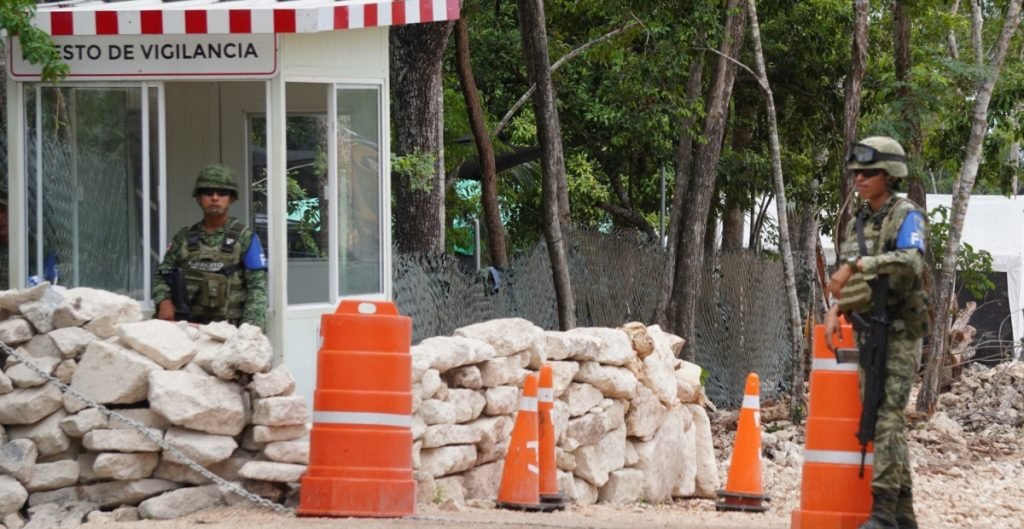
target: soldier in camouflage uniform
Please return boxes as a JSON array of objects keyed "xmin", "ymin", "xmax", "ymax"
[
  {"xmin": 153, "ymin": 165, "xmax": 268, "ymax": 332},
  {"xmin": 825, "ymin": 137, "xmax": 929, "ymax": 529}
]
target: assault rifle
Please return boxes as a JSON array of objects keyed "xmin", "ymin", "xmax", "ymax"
[
  {"xmin": 160, "ymin": 268, "xmax": 192, "ymax": 322},
  {"xmin": 850, "ymin": 213, "xmax": 891, "ymax": 478}
]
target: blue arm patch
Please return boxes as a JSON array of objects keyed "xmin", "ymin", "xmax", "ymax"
[
  {"xmin": 244, "ymin": 234, "xmax": 269, "ymax": 270},
  {"xmin": 896, "ymin": 211, "xmax": 926, "ymax": 252}
]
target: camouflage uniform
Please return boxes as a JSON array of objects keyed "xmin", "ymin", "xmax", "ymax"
[
  {"xmin": 153, "ymin": 165, "xmax": 267, "ymax": 332},
  {"xmin": 838, "ymin": 194, "xmax": 928, "ymax": 493}
]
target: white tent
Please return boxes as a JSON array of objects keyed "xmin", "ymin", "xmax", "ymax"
[{"xmin": 750, "ymin": 194, "xmax": 1024, "ymax": 352}]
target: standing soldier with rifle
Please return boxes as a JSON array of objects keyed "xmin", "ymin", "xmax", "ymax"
[
  {"xmin": 153, "ymin": 164, "xmax": 268, "ymax": 332},
  {"xmin": 825, "ymin": 136, "xmax": 930, "ymax": 529}
]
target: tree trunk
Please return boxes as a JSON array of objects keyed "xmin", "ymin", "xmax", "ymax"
[
  {"xmin": 517, "ymin": 0, "xmax": 576, "ymax": 330},
  {"xmin": 948, "ymin": 0, "xmax": 961, "ymax": 59},
  {"xmin": 746, "ymin": 0, "xmax": 807, "ymax": 424},
  {"xmin": 722, "ymin": 94, "xmax": 757, "ymax": 253},
  {"xmin": 918, "ymin": 0, "xmax": 1022, "ymax": 413},
  {"xmin": 391, "ymin": 22, "xmax": 455, "ymax": 254},
  {"xmin": 837, "ymin": 0, "xmax": 870, "ymax": 248},
  {"xmin": 971, "ymin": 0, "xmax": 984, "ymax": 65},
  {"xmin": 670, "ymin": 0, "xmax": 746, "ymax": 360},
  {"xmin": 656, "ymin": 54, "xmax": 705, "ymax": 328},
  {"xmin": 894, "ymin": 0, "xmax": 927, "ymax": 210},
  {"xmin": 454, "ymin": 17, "xmax": 508, "ymax": 268},
  {"xmin": 721, "ymin": 206, "xmax": 745, "ymax": 251}
]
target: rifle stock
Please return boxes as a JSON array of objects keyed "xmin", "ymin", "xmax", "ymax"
[
  {"xmin": 161, "ymin": 268, "xmax": 192, "ymax": 322},
  {"xmin": 855, "ymin": 274, "xmax": 890, "ymax": 477}
]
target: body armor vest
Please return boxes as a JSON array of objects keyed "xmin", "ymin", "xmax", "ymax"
[{"xmin": 179, "ymin": 219, "xmax": 248, "ymax": 323}]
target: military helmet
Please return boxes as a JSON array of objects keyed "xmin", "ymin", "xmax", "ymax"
[
  {"xmin": 845, "ymin": 136, "xmax": 908, "ymax": 178},
  {"xmin": 192, "ymin": 164, "xmax": 239, "ymax": 198}
]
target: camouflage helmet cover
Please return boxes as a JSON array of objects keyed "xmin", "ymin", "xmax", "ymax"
[
  {"xmin": 192, "ymin": 164, "xmax": 239, "ymax": 198},
  {"xmin": 846, "ymin": 136, "xmax": 908, "ymax": 178}
]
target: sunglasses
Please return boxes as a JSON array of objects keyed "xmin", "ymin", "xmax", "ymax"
[
  {"xmin": 200, "ymin": 189, "xmax": 233, "ymax": 198},
  {"xmin": 846, "ymin": 143, "xmax": 906, "ymax": 164},
  {"xmin": 853, "ymin": 169, "xmax": 884, "ymax": 178}
]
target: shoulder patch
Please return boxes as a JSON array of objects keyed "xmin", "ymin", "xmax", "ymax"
[
  {"xmin": 896, "ymin": 210, "xmax": 926, "ymax": 252},
  {"xmin": 243, "ymin": 234, "xmax": 269, "ymax": 270}
]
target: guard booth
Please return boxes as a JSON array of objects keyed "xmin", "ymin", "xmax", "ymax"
[{"xmin": 5, "ymin": 0, "xmax": 457, "ymax": 405}]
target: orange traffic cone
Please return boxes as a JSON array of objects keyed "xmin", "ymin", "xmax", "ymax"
[
  {"xmin": 537, "ymin": 364, "xmax": 564, "ymax": 510},
  {"xmin": 496, "ymin": 373, "xmax": 541, "ymax": 510},
  {"xmin": 716, "ymin": 372, "xmax": 770, "ymax": 512}
]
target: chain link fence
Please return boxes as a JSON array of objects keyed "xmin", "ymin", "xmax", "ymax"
[{"xmin": 394, "ymin": 232, "xmax": 794, "ymax": 407}]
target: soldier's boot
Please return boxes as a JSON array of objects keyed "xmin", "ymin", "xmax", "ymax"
[
  {"xmin": 857, "ymin": 488, "xmax": 899, "ymax": 529},
  {"xmin": 895, "ymin": 488, "xmax": 918, "ymax": 529}
]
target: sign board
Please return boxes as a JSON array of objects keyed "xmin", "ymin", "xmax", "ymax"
[{"xmin": 8, "ymin": 34, "xmax": 277, "ymax": 80}]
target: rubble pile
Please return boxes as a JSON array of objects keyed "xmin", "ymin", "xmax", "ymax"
[
  {"xmin": 935, "ymin": 361, "xmax": 1024, "ymax": 430},
  {"xmin": 0, "ymin": 283, "xmax": 308, "ymax": 526},
  {"xmin": 410, "ymin": 319, "xmax": 718, "ymax": 507}
]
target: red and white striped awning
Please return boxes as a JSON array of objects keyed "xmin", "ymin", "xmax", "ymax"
[{"xmin": 33, "ymin": 0, "xmax": 460, "ymax": 36}]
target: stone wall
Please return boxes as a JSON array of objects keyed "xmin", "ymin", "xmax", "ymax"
[
  {"xmin": 0, "ymin": 284, "xmax": 307, "ymax": 526},
  {"xmin": 410, "ymin": 318, "xmax": 719, "ymax": 506}
]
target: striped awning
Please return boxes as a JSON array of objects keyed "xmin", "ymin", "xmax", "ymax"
[{"xmin": 32, "ymin": 0, "xmax": 460, "ymax": 36}]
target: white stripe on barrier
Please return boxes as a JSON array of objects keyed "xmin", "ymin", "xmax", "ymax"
[
  {"xmin": 526, "ymin": 441, "xmax": 538, "ymax": 450},
  {"xmin": 519, "ymin": 397, "xmax": 538, "ymax": 412},
  {"xmin": 804, "ymin": 449, "xmax": 874, "ymax": 466},
  {"xmin": 742, "ymin": 395, "xmax": 760, "ymax": 409},
  {"xmin": 537, "ymin": 388, "xmax": 554, "ymax": 403},
  {"xmin": 527, "ymin": 464, "xmax": 539, "ymax": 474},
  {"xmin": 312, "ymin": 411, "xmax": 413, "ymax": 428},
  {"xmin": 812, "ymin": 358, "xmax": 859, "ymax": 372}
]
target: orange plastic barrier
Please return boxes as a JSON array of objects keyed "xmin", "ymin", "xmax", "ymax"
[
  {"xmin": 297, "ymin": 300, "xmax": 415, "ymax": 518},
  {"xmin": 537, "ymin": 364, "xmax": 564, "ymax": 508},
  {"xmin": 717, "ymin": 372, "xmax": 770, "ymax": 512},
  {"xmin": 496, "ymin": 373, "xmax": 541, "ymax": 510},
  {"xmin": 791, "ymin": 322, "xmax": 873, "ymax": 529}
]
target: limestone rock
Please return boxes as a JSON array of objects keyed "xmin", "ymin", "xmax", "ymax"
[
  {"xmin": 70, "ymin": 341, "xmax": 162, "ymax": 407},
  {"xmin": 413, "ymin": 336, "xmax": 496, "ymax": 373},
  {"xmin": 461, "ymin": 461, "xmax": 502, "ymax": 500},
  {"xmin": 247, "ymin": 365, "xmax": 296, "ymax": 398},
  {"xmin": 626, "ymin": 385, "xmax": 668, "ymax": 441},
  {"xmin": 81, "ymin": 479, "xmax": 179, "ymax": 509},
  {"xmin": 116, "ymin": 320, "xmax": 197, "ymax": 370},
  {"xmin": 83, "ymin": 429, "xmax": 162, "ymax": 453},
  {"xmin": 0, "ymin": 385, "xmax": 63, "ymax": 424},
  {"xmin": 162, "ymin": 428, "xmax": 237, "ymax": 467},
  {"xmin": 22, "ymin": 461, "xmax": 79, "ymax": 492},
  {"xmin": 0, "ymin": 475, "xmax": 28, "ymax": 516},
  {"xmin": 264, "ymin": 441, "xmax": 308, "ymax": 465},
  {"xmin": 18, "ymin": 335, "xmax": 61, "ymax": 361},
  {"xmin": 434, "ymin": 475, "xmax": 466, "ymax": 506},
  {"xmin": 55, "ymin": 287, "xmax": 143, "ymax": 336},
  {"xmin": 418, "ymin": 399, "xmax": 458, "ymax": 425},
  {"xmin": 109, "ymin": 408, "xmax": 172, "ymax": 431},
  {"xmin": 4, "ymin": 512, "xmax": 26, "ymax": 529},
  {"xmin": 572, "ymin": 426, "xmax": 626, "ymax": 487},
  {"xmin": 0, "ymin": 284, "xmax": 48, "ymax": 312},
  {"xmin": 23, "ymin": 501, "xmax": 95, "ymax": 529},
  {"xmin": 209, "ymin": 324, "xmax": 272, "ymax": 380},
  {"xmin": 251, "ymin": 396, "xmax": 307, "ymax": 426},
  {"xmin": 444, "ymin": 389, "xmax": 486, "ymax": 424},
  {"xmin": 572, "ymin": 477, "xmax": 599, "ymax": 506},
  {"xmin": 189, "ymin": 337, "xmax": 223, "ymax": 374},
  {"xmin": 687, "ymin": 404, "xmax": 719, "ymax": 498},
  {"xmin": 621, "ymin": 322, "xmax": 655, "ymax": 358},
  {"xmin": 53, "ymin": 360, "xmax": 76, "ymax": 385},
  {"xmin": 137, "ymin": 485, "xmax": 224, "ymax": 520},
  {"xmin": 675, "ymin": 361, "xmax": 703, "ymax": 404},
  {"xmin": 148, "ymin": 371, "xmax": 245, "ymax": 436},
  {"xmin": 641, "ymin": 328, "xmax": 682, "ymax": 407},
  {"xmin": 0, "ymin": 319, "xmax": 34, "ymax": 346},
  {"xmin": 477, "ymin": 356, "xmax": 528, "ymax": 387},
  {"xmin": 249, "ymin": 424, "xmax": 307, "ymax": 444},
  {"xmin": 7, "ymin": 410, "xmax": 70, "ymax": 457},
  {"xmin": 470, "ymin": 415, "xmax": 512, "ymax": 465},
  {"xmin": 77, "ymin": 454, "xmax": 102, "ymax": 484},
  {"xmin": 0, "ymin": 371, "xmax": 13, "ymax": 395},
  {"xmin": 199, "ymin": 322, "xmax": 237, "ymax": 342},
  {"xmin": 237, "ymin": 461, "xmax": 306, "ymax": 483},
  {"xmin": 548, "ymin": 361, "xmax": 580, "ymax": 397},
  {"xmin": 562, "ymin": 382, "xmax": 604, "ymax": 417},
  {"xmin": 443, "ymin": 365, "xmax": 483, "ymax": 390},
  {"xmin": 483, "ymin": 386, "xmax": 518, "ymax": 416},
  {"xmin": 598, "ymin": 468, "xmax": 646, "ymax": 505},
  {"xmin": 0, "ymin": 439, "xmax": 38, "ymax": 482},
  {"xmin": 47, "ymin": 327, "xmax": 97, "ymax": 359},
  {"xmin": 453, "ymin": 318, "xmax": 542, "ymax": 357},
  {"xmin": 19, "ymin": 301, "xmax": 55, "ymax": 334},
  {"xmin": 567, "ymin": 328, "xmax": 634, "ymax": 366},
  {"xmin": 564, "ymin": 412, "xmax": 608, "ymax": 452},
  {"xmin": 421, "ymin": 424, "xmax": 483, "ymax": 448},
  {"xmin": 672, "ymin": 410, "xmax": 699, "ymax": 498},
  {"xmin": 6, "ymin": 356, "xmax": 60, "ymax": 389},
  {"xmin": 419, "ymin": 445, "xmax": 476, "ymax": 478},
  {"xmin": 575, "ymin": 362, "xmax": 638, "ymax": 399},
  {"xmin": 632, "ymin": 406, "xmax": 690, "ymax": 502},
  {"xmin": 648, "ymin": 324, "xmax": 685, "ymax": 356},
  {"xmin": 541, "ymin": 331, "xmax": 601, "ymax": 362}
]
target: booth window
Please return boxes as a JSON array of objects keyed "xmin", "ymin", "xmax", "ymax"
[{"xmin": 24, "ymin": 85, "xmax": 159, "ymax": 300}]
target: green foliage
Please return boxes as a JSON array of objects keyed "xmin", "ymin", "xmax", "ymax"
[
  {"xmin": 928, "ymin": 206, "xmax": 995, "ymax": 299},
  {"xmin": 391, "ymin": 151, "xmax": 438, "ymax": 193},
  {"xmin": 0, "ymin": 1, "xmax": 68, "ymax": 82}
]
